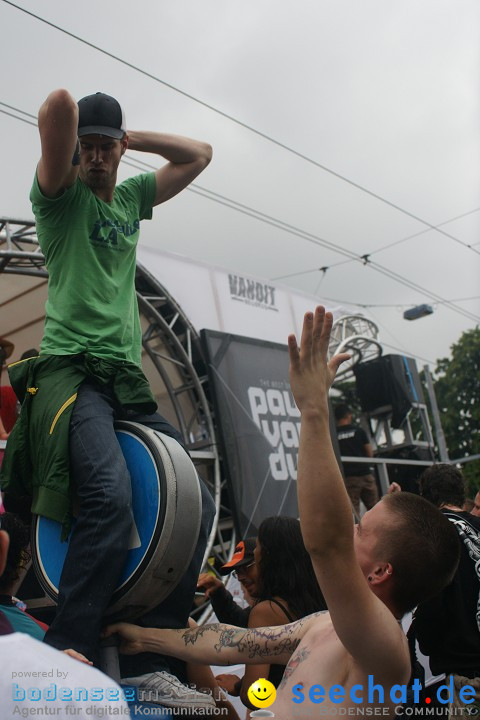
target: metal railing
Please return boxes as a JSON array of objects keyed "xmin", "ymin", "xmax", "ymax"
[{"xmin": 339, "ymin": 454, "xmax": 479, "ymax": 496}]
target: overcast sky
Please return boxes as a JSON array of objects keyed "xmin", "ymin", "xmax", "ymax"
[{"xmin": 1, "ymin": 0, "xmax": 479, "ymax": 369}]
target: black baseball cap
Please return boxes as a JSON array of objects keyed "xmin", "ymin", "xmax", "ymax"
[
  {"xmin": 77, "ymin": 92, "xmax": 126, "ymax": 139},
  {"xmin": 219, "ymin": 537, "xmax": 256, "ymax": 575}
]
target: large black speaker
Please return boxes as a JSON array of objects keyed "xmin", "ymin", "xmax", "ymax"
[{"xmin": 353, "ymin": 354, "xmax": 425, "ymax": 428}]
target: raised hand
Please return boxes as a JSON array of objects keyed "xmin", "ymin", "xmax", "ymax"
[{"xmin": 288, "ymin": 306, "xmax": 350, "ymax": 412}]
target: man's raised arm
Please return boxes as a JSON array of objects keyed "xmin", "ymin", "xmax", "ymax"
[
  {"xmin": 104, "ymin": 615, "xmax": 316, "ymax": 666},
  {"xmin": 288, "ymin": 308, "xmax": 409, "ymax": 681},
  {"xmin": 288, "ymin": 308, "xmax": 352, "ymax": 559},
  {"xmin": 126, "ymin": 131, "xmax": 212, "ymax": 206},
  {"xmin": 37, "ymin": 89, "xmax": 80, "ymax": 198}
]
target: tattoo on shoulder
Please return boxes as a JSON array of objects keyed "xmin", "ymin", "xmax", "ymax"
[{"xmin": 279, "ymin": 647, "xmax": 311, "ymax": 689}]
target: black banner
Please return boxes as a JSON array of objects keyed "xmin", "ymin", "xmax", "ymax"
[{"xmin": 202, "ymin": 330, "xmax": 300, "ymax": 536}]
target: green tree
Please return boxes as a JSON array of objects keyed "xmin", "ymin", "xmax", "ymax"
[{"xmin": 434, "ymin": 326, "xmax": 480, "ymax": 493}]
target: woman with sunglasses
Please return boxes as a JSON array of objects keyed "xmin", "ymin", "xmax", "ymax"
[
  {"xmin": 198, "ymin": 537, "xmax": 258, "ymax": 629},
  {"xmin": 212, "ymin": 516, "xmax": 326, "ymax": 714}
]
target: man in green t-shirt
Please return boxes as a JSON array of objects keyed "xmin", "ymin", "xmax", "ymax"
[{"xmin": 20, "ymin": 89, "xmax": 215, "ymax": 699}]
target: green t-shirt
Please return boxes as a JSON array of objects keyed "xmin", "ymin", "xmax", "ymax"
[{"xmin": 30, "ymin": 172, "xmax": 156, "ymax": 366}]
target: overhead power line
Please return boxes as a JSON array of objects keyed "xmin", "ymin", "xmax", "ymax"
[
  {"xmin": 2, "ymin": 99, "xmax": 479, "ymax": 326},
  {"xmin": 271, "ymin": 205, "xmax": 480, "ymax": 281},
  {"xmin": 365, "ymin": 258, "xmax": 480, "ymax": 323},
  {"xmin": 0, "ymin": 101, "xmax": 36, "ymax": 119},
  {"xmin": 2, "ymin": 0, "xmax": 479, "ymax": 259},
  {"xmin": 364, "ymin": 308, "xmax": 436, "ymax": 365},
  {"xmin": 124, "ymin": 155, "xmax": 480, "ymax": 324},
  {"xmin": 7, "ymin": 95, "xmax": 475, "ymax": 275},
  {"xmin": 317, "ymin": 294, "xmax": 480, "ymax": 310},
  {"xmin": 271, "ymin": 262, "xmax": 352, "ymax": 280},
  {"xmin": 0, "ymin": 106, "xmax": 37, "ymax": 127},
  {"xmin": 371, "ymin": 206, "xmax": 480, "ymax": 256}
]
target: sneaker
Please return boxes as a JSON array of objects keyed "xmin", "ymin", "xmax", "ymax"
[{"xmin": 122, "ymin": 670, "xmax": 217, "ymax": 710}]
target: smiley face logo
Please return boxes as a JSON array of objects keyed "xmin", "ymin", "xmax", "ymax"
[{"xmin": 247, "ymin": 678, "xmax": 277, "ymax": 708}]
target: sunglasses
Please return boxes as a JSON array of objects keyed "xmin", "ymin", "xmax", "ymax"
[{"xmin": 232, "ymin": 560, "xmax": 255, "ymax": 579}]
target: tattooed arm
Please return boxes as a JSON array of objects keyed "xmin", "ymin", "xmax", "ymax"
[{"xmin": 104, "ymin": 613, "xmax": 321, "ymax": 666}]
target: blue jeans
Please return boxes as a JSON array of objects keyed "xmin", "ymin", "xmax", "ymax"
[{"xmin": 43, "ymin": 378, "xmax": 216, "ymax": 670}]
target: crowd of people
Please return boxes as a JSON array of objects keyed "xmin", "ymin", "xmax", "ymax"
[{"xmin": 0, "ymin": 87, "xmax": 478, "ymax": 719}]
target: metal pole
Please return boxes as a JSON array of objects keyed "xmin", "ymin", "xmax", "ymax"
[
  {"xmin": 423, "ymin": 365, "xmax": 449, "ymax": 462},
  {"xmin": 99, "ymin": 635, "xmax": 121, "ymax": 683},
  {"xmin": 377, "ymin": 461, "xmax": 390, "ymax": 496}
]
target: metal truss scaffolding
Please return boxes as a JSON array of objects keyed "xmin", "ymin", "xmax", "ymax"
[{"xmin": 0, "ymin": 217, "xmax": 237, "ymax": 623}]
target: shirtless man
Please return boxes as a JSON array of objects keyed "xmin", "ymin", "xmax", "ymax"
[{"xmin": 105, "ymin": 307, "xmax": 460, "ymax": 717}]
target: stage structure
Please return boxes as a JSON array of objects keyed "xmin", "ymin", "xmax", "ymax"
[
  {"xmin": 329, "ymin": 314, "xmax": 382, "ymax": 380},
  {"xmin": 0, "ymin": 217, "xmax": 371, "ymax": 542},
  {"xmin": 354, "ymin": 353, "xmax": 435, "ymax": 451},
  {"xmin": 353, "ymin": 352, "xmax": 437, "ymax": 494},
  {"xmin": 2, "ymin": 215, "xmax": 442, "ymax": 619},
  {"xmin": 0, "ymin": 218, "xmax": 225, "ymax": 576}
]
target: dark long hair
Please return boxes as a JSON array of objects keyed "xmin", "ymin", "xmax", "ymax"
[{"xmin": 255, "ymin": 516, "xmax": 326, "ymax": 619}]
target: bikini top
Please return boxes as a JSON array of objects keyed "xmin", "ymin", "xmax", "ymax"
[{"xmin": 265, "ymin": 597, "xmax": 296, "ymax": 623}]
